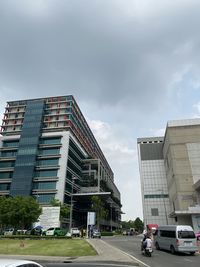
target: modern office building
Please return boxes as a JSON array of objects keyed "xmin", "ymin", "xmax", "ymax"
[
  {"xmin": 138, "ymin": 119, "xmax": 200, "ymax": 232},
  {"xmin": 137, "ymin": 137, "xmax": 174, "ymax": 226},
  {"xmin": 0, "ymin": 95, "xmax": 121, "ymax": 229}
]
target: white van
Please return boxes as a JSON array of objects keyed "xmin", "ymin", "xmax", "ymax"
[{"xmin": 154, "ymin": 225, "xmax": 198, "ymax": 255}]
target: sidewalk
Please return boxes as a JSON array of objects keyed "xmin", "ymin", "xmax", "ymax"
[
  {"xmin": 0, "ymin": 239, "xmax": 139, "ymax": 265},
  {"xmin": 74, "ymin": 238, "xmax": 139, "ymax": 265}
]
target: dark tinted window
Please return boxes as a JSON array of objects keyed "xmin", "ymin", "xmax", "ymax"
[
  {"xmin": 178, "ymin": 231, "xmax": 195, "ymax": 239},
  {"xmin": 160, "ymin": 230, "xmax": 176, "ymax": 238}
]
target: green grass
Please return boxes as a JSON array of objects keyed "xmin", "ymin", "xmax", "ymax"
[{"xmin": 0, "ymin": 239, "xmax": 97, "ymax": 257}]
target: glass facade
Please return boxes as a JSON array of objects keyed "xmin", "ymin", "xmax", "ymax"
[
  {"xmin": 0, "ymin": 151, "xmax": 17, "ymax": 157},
  {"xmin": 40, "ymin": 137, "xmax": 61, "ymax": 145},
  {"xmin": 0, "ymin": 161, "xmax": 15, "ymax": 168},
  {"xmin": 144, "ymin": 194, "xmax": 169, "ymax": 199},
  {"xmin": 34, "ymin": 170, "xmax": 58, "ymax": 177},
  {"xmin": 38, "ymin": 148, "xmax": 60, "ymax": 155},
  {"xmin": 3, "ymin": 140, "xmax": 19, "ymax": 147},
  {"xmin": 10, "ymin": 100, "xmax": 44, "ymax": 196},
  {"xmin": 36, "ymin": 194, "xmax": 55, "ymax": 203},
  {"xmin": 0, "ymin": 171, "xmax": 13, "ymax": 179},
  {"xmin": 36, "ymin": 159, "xmax": 59, "ymax": 166},
  {"xmin": 0, "ymin": 183, "xmax": 10, "ymax": 190},
  {"xmin": 33, "ymin": 182, "xmax": 56, "ymax": 190}
]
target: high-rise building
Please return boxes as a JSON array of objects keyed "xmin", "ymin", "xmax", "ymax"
[
  {"xmin": 138, "ymin": 119, "xmax": 200, "ymax": 232},
  {"xmin": 0, "ymin": 95, "xmax": 121, "ymax": 229}
]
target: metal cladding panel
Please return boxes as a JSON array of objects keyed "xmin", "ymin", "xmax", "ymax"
[
  {"xmin": 10, "ymin": 100, "xmax": 44, "ymax": 196},
  {"xmin": 140, "ymin": 143, "xmax": 163, "ymax": 160}
]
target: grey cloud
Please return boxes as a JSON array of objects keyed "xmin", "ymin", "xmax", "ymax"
[{"xmin": 0, "ymin": 0, "xmax": 200, "ymax": 110}]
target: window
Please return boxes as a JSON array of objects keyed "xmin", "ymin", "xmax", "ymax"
[
  {"xmin": 0, "ymin": 161, "xmax": 15, "ymax": 168},
  {"xmin": 151, "ymin": 208, "xmax": 159, "ymax": 216},
  {"xmin": 0, "ymin": 151, "xmax": 17, "ymax": 157},
  {"xmin": 36, "ymin": 194, "xmax": 55, "ymax": 203},
  {"xmin": 34, "ymin": 170, "xmax": 58, "ymax": 178},
  {"xmin": 3, "ymin": 140, "xmax": 19, "ymax": 147},
  {"xmin": 0, "ymin": 183, "xmax": 10, "ymax": 190},
  {"xmin": 178, "ymin": 231, "xmax": 195, "ymax": 239},
  {"xmin": 36, "ymin": 159, "xmax": 59, "ymax": 166},
  {"xmin": 144, "ymin": 194, "xmax": 169, "ymax": 199},
  {"xmin": 0, "ymin": 172, "xmax": 13, "ymax": 179},
  {"xmin": 160, "ymin": 230, "xmax": 176, "ymax": 238},
  {"xmin": 33, "ymin": 182, "xmax": 56, "ymax": 190},
  {"xmin": 38, "ymin": 148, "xmax": 60, "ymax": 155},
  {"xmin": 40, "ymin": 137, "xmax": 61, "ymax": 145},
  {"xmin": 17, "ymin": 147, "xmax": 37, "ymax": 155}
]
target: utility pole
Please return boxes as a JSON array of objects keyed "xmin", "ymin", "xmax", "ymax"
[{"xmin": 69, "ymin": 176, "xmax": 77, "ymax": 232}]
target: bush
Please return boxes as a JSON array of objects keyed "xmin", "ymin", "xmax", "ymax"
[
  {"xmin": 0, "ymin": 235, "xmax": 72, "ymax": 240},
  {"xmin": 101, "ymin": 231, "xmax": 113, "ymax": 236}
]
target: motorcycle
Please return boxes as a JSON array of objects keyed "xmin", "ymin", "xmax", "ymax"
[
  {"xmin": 141, "ymin": 239, "xmax": 153, "ymax": 257},
  {"xmin": 142, "ymin": 246, "xmax": 153, "ymax": 257}
]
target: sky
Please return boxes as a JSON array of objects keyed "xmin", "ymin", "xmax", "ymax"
[{"xmin": 0, "ymin": 0, "xmax": 200, "ymax": 221}]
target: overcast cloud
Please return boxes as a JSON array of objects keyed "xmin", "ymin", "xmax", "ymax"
[{"xmin": 1, "ymin": 0, "xmax": 200, "ymax": 220}]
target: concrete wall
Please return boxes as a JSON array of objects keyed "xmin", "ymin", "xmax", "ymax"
[{"xmin": 163, "ymin": 125, "xmax": 200, "ymax": 212}]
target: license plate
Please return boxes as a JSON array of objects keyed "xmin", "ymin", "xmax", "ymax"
[{"xmin": 184, "ymin": 242, "xmax": 192, "ymax": 246}]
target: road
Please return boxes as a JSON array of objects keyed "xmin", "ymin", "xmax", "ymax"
[
  {"xmin": 102, "ymin": 235, "xmax": 200, "ymax": 267},
  {"xmin": 45, "ymin": 264, "xmax": 136, "ymax": 267}
]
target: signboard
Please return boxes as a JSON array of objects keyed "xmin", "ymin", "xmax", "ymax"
[
  {"xmin": 87, "ymin": 212, "xmax": 96, "ymax": 225},
  {"xmin": 86, "ymin": 212, "xmax": 96, "ymax": 238}
]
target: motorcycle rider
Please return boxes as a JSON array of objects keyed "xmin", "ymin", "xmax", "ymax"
[{"xmin": 142, "ymin": 233, "xmax": 153, "ymax": 252}]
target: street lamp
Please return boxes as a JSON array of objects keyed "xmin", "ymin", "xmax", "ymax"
[{"xmin": 69, "ymin": 176, "xmax": 77, "ymax": 232}]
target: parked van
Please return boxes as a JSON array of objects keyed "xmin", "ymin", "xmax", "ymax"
[{"xmin": 154, "ymin": 225, "xmax": 198, "ymax": 255}]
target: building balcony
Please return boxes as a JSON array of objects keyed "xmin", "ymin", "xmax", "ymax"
[
  {"xmin": 39, "ymin": 144, "xmax": 62, "ymax": 148},
  {"xmin": 37, "ymin": 154, "xmax": 61, "ymax": 159},
  {"xmin": 35, "ymin": 166, "xmax": 60, "ymax": 170},
  {"xmin": 80, "ymin": 186, "xmax": 99, "ymax": 194},
  {"xmin": 33, "ymin": 177, "xmax": 59, "ymax": 182},
  {"xmin": 32, "ymin": 189, "xmax": 57, "ymax": 194},
  {"xmin": 0, "ymin": 190, "xmax": 10, "ymax": 195},
  {"xmin": 1, "ymin": 122, "xmax": 23, "ymax": 127},
  {"xmin": 0, "ymin": 129, "xmax": 22, "ymax": 135},
  {"xmin": 5, "ymin": 104, "xmax": 26, "ymax": 109},
  {"xmin": 0, "ymin": 179, "xmax": 12, "ymax": 183}
]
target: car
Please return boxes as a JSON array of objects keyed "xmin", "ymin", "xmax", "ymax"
[
  {"xmin": 43, "ymin": 227, "xmax": 66, "ymax": 236},
  {"xmin": 195, "ymin": 232, "xmax": 200, "ymax": 240},
  {"xmin": 70, "ymin": 227, "xmax": 80, "ymax": 237},
  {"xmin": 3, "ymin": 228, "xmax": 15, "ymax": 236},
  {"xmin": 0, "ymin": 259, "xmax": 43, "ymax": 267},
  {"xmin": 92, "ymin": 229, "xmax": 101, "ymax": 238},
  {"xmin": 25, "ymin": 227, "xmax": 43, "ymax": 236},
  {"xmin": 122, "ymin": 229, "xmax": 130, "ymax": 236}
]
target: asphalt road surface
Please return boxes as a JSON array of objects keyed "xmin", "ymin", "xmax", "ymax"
[
  {"xmin": 45, "ymin": 263, "xmax": 137, "ymax": 267},
  {"xmin": 102, "ymin": 235, "xmax": 200, "ymax": 267}
]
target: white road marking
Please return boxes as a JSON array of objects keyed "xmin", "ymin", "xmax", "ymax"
[{"xmin": 121, "ymin": 251, "xmax": 151, "ymax": 267}]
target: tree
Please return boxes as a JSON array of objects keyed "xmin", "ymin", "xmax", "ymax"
[
  {"xmin": 121, "ymin": 220, "xmax": 135, "ymax": 229},
  {"xmin": 0, "ymin": 196, "xmax": 42, "ymax": 229},
  {"xmin": 50, "ymin": 199, "xmax": 70, "ymax": 220},
  {"xmin": 133, "ymin": 217, "xmax": 144, "ymax": 232},
  {"xmin": 91, "ymin": 196, "xmax": 108, "ymax": 229}
]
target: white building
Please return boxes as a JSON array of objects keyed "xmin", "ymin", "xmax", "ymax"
[{"xmin": 137, "ymin": 137, "xmax": 174, "ymax": 226}]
